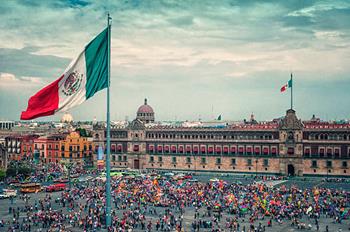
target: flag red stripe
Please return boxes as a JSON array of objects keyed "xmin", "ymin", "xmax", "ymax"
[
  {"xmin": 20, "ymin": 76, "xmax": 63, "ymax": 120},
  {"xmin": 280, "ymin": 84, "xmax": 287, "ymax": 92}
]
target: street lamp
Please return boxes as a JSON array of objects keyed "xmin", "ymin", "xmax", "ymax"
[{"xmin": 255, "ymin": 158, "xmax": 258, "ymax": 178}]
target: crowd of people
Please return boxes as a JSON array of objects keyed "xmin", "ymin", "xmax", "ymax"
[{"xmin": 1, "ymin": 166, "xmax": 350, "ymax": 231}]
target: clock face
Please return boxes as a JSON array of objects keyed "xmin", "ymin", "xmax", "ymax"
[{"xmin": 288, "ymin": 131, "xmax": 294, "ymax": 140}]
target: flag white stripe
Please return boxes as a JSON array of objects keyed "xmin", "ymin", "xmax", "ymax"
[{"xmin": 56, "ymin": 51, "xmax": 87, "ymax": 113}]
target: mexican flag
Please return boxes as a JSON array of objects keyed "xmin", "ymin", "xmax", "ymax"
[
  {"xmin": 21, "ymin": 28, "xmax": 109, "ymax": 120},
  {"xmin": 280, "ymin": 78, "xmax": 292, "ymax": 92}
]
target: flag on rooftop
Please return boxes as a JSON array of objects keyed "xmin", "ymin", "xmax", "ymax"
[{"xmin": 280, "ymin": 76, "xmax": 293, "ymax": 93}]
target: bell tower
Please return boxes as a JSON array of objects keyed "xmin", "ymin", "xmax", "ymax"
[{"xmin": 278, "ymin": 109, "xmax": 304, "ymax": 176}]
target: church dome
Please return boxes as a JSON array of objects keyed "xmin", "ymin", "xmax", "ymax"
[
  {"xmin": 137, "ymin": 98, "xmax": 154, "ymax": 114},
  {"xmin": 136, "ymin": 98, "xmax": 155, "ymax": 123},
  {"xmin": 61, "ymin": 112, "xmax": 73, "ymax": 123}
]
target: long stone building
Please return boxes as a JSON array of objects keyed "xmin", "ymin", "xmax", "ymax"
[{"xmin": 93, "ymin": 100, "xmax": 350, "ymax": 176}]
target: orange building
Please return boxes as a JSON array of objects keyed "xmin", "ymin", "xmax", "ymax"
[
  {"xmin": 34, "ymin": 135, "xmax": 66, "ymax": 163},
  {"xmin": 59, "ymin": 131, "xmax": 93, "ymax": 166},
  {"xmin": 46, "ymin": 134, "xmax": 66, "ymax": 163},
  {"xmin": 21, "ymin": 135, "xmax": 40, "ymax": 160}
]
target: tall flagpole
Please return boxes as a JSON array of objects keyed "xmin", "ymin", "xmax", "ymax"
[
  {"xmin": 290, "ymin": 73, "xmax": 293, "ymax": 110},
  {"xmin": 106, "ymin": 13, "xmax": 112, "ymax": 227}
]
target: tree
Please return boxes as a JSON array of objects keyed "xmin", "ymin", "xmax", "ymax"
[
  {"xmin": 76, "ymin": 128, "xmax": 89, "ymax": 137},
  {"xmin": 6, "ymin": 167, "xmax": 16, "ymax": 177},
  {"xmin": 0, "ymin": 169, "xmax": 6, "ymax": 180}
]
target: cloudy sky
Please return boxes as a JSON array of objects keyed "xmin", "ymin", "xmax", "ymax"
[{"xmin": 0, "ymin": 0, "xmax": 350, "ymax": 122}]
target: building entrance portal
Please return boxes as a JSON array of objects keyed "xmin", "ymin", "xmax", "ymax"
[
  {"xmin": 287, "ymin": 164, "xmax": 295, "ymax": 176},
  {"xmin": 134, "ymin": 159, "xmax": 140, "ymax": 169}
]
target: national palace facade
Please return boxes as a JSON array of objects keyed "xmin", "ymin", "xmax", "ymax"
[{"xmin": 93, "ymin": 99, "xmax": 350, "ymax": 176}]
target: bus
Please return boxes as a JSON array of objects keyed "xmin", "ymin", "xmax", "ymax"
[
  {"xmin": 45, "ymin": 183, "xmax": 66, "ymax": 192},
  {"xmin": 20, "ymin": 183, "xmax": 42, "ymax": 193}
]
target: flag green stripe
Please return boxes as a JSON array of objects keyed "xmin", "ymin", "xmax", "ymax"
[{"xmin": 85, "ymin": 28, "xmax": 108, "ymax": 99}]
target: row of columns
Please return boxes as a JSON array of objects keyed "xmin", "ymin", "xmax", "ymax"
[{"xmin": 0, "ymin": 122, "xmax": 14, "ymax": 130}]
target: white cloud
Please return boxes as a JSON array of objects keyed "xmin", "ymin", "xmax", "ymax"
[{"xmin": 0, "ymin": 72, "xmax": 44, "ymax": 88}]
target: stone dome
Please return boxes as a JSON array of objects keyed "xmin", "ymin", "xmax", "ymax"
[
  {"xmin": 136, "ymin": 98, "xmax": 155, "ymax": 123},
  {"xmin": 137, "ymin": 98, "xmax": 154, "ymax": 114},
  {"xmin": 61, "ymin": 112, "xmax": 73, "ymax": 123}
]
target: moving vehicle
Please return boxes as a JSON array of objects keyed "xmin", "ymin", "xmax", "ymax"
[
  {"xmin": 0, "ymin": 189, "xmax": 17, "ymax": 199},
  {"xmin": 45, "ymin": 183, "xmax": 66, "ymax": 192},
  {"xmin": 20, "ymin": 183, "xmax": 42, "ymax": 193},
  {"xmin": 54, "ymin": 178, "xmax": 69, "ymax": 183}
]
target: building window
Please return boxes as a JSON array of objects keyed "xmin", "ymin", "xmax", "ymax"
[
  {"xmin": 186, "ymin": 157, "xmax": 191, "ymax": 164},
  {"xmin": 334, "ymin": 148, "xmax": 340, "ymax": 158},
  {"xmin": 342, "ymin": 161, "xmax": 347, "ymax": 168},
  {"xmin": 326, "ymin": 161, "xmax": 332, "ymax": 168},
  {"xmin": 201, "ymin": 157, "xmax": 206, "ymax": 164},
  {"xmin": 231, "ymin": 158, "xmax": 236, "ymax": 165},
  {"xmin": 304, "ymin": 148, "xmax": 310, "ymax": 157},
  {"xmin": 133, "ymin": 145, "xmax": 139, "ymax": 152},
  {"xmin": 149, "ymin": 156, "xmax": 154, "ymax": 163},
  {"xmin": 172, "ymin": 157, "xmax": 177, "ymax": 164},
  {"xmin": 216, "ymin": 157, "xmax": 221, "ymax": 165},
  {"xmin": 287, "ymin": 147, "xmax": 294, "ymax": 155},
  {"xmin": 319, "ymin": 148, "xmax": 325, "ymax": 157},
  {"xmin": 118, "ymin": 156, "xmax": 122, "ymax": 161},
  {"xmin": 311, "ymin": 160, "xmax": 317, "ymax": 168},
  {"xmin": 247, "ymin": 159, "xmax": 252, "ymax": 166},
  {"xmin": 123, "ymin": 156, "xmax": 127, "ymax": 161},
  {"xmin": 263, "ymin": 159, "xmax": 269, "ymax": 167},
  {"xmin": 326, "ymin": 148, "xmax": 332, "ymax": 158},
  {"xmin": 246, "ymin": 147, "xmax": 252, "ymax": 155},
  {"xmin": 158, "ymin": 156, "xmax": 163, "ymax": 162}
]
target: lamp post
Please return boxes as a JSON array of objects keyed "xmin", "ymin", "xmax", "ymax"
[{"xmin": 255, "ymin": 158, "xmax": 258, "ymax": 178}]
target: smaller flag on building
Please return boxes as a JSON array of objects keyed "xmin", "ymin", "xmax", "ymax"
[{"xmin": 280, "ymin": 77, "xmax": 292, "ymax": 92}]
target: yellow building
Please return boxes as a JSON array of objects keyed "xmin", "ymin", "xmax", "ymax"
[{"xmin": 59, "ymin": 131, "xmax": 93, "ymax": 166}]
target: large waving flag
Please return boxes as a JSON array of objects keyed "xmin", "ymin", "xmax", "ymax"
[{"xmin": 21, "ymin": 28, "xmax": 108, "ymax": 120}]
